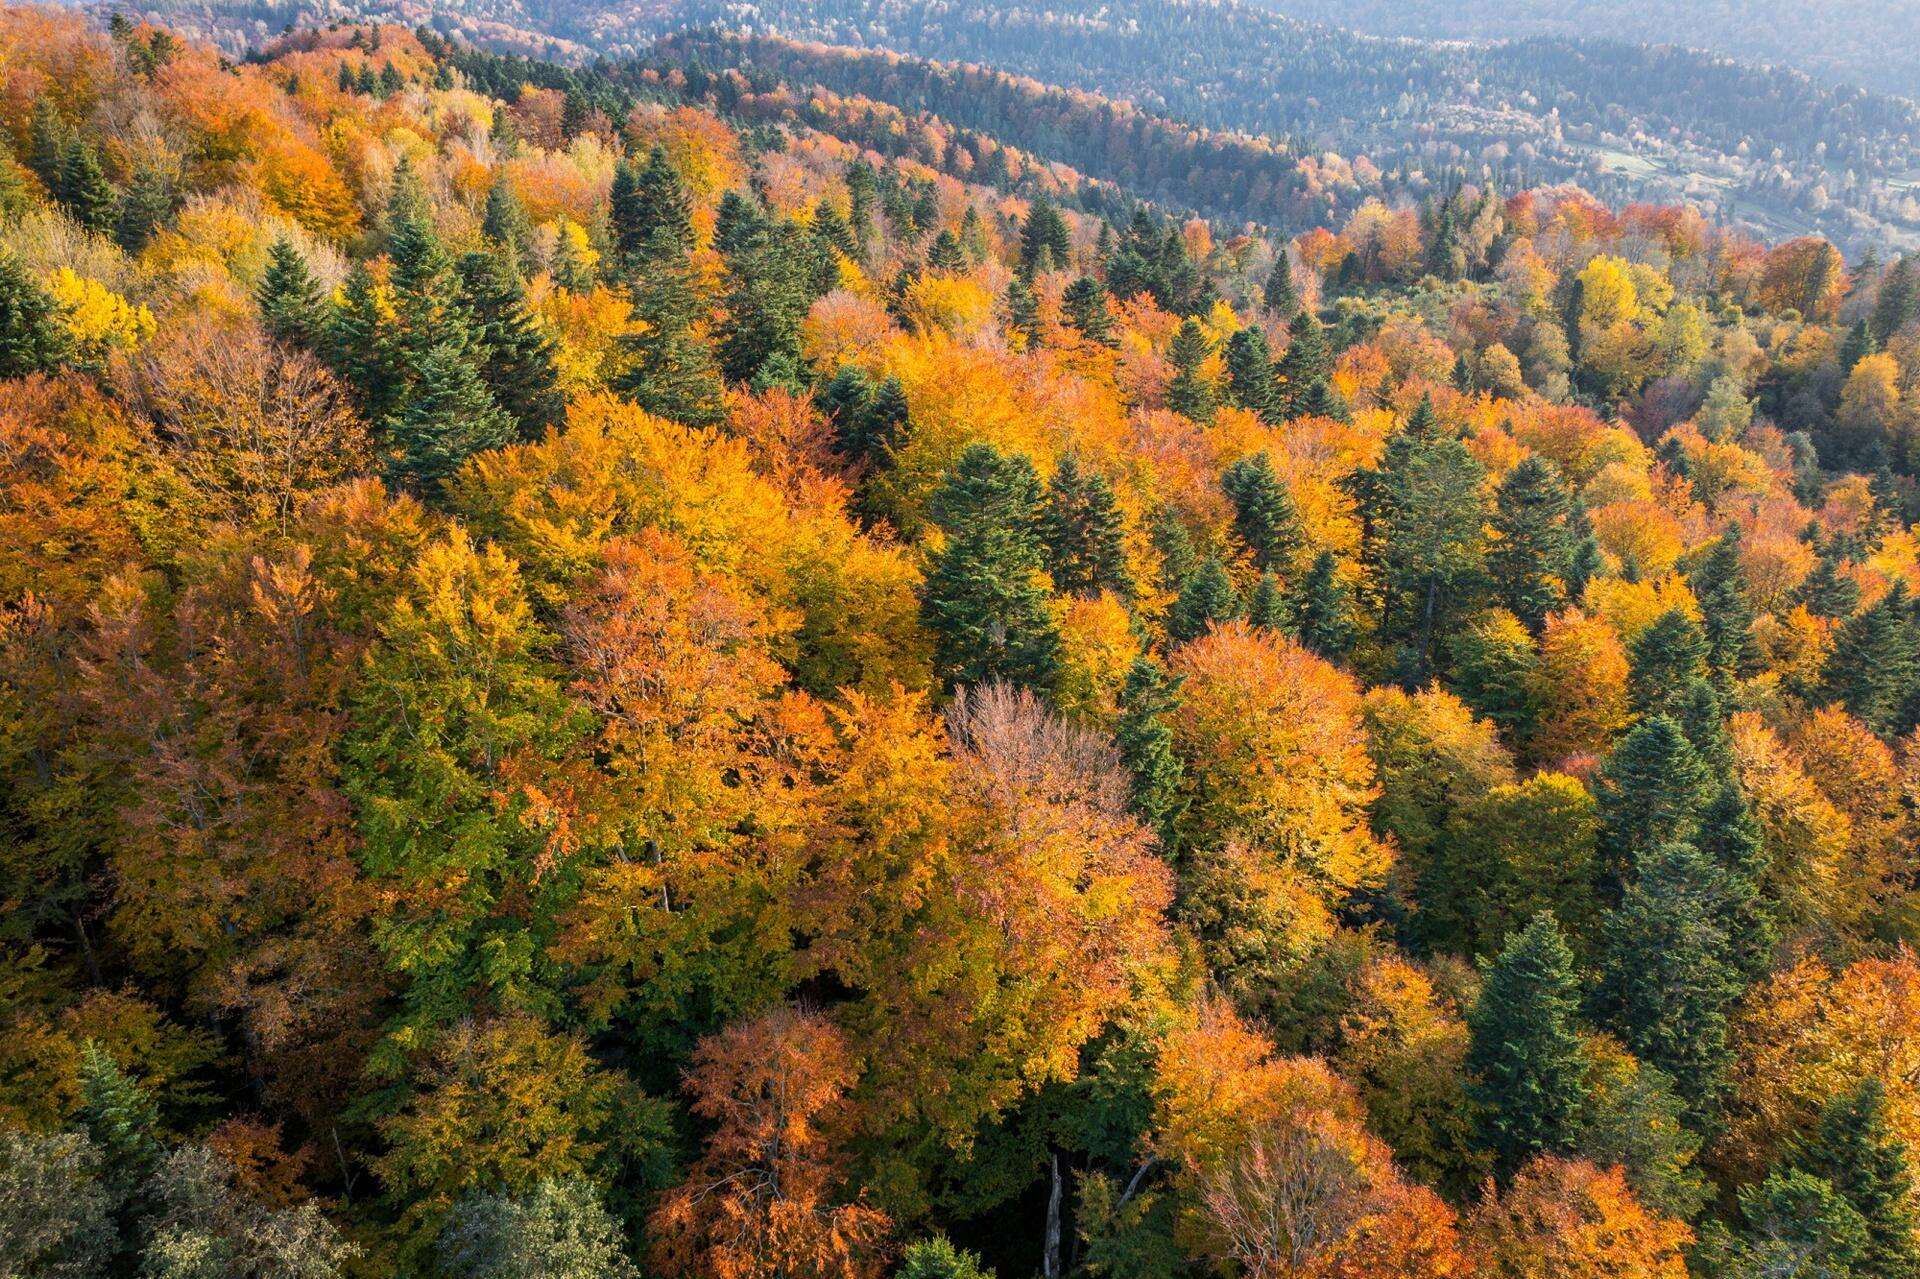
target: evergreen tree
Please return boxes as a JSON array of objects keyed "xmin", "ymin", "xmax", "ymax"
[
  {"xmin": 386, "ymin": 334, "xmax": 516, "ymax": 490},
  {"xmin": 1597, "ymin": 841, "xmax": 1741, "ymax": 1119},
  {"xmin": 1223, "ymin": 326, "xmax": 1278, "ymax": 420},
  {"xmin": 1823, "ymin": 583, "xmax": 1920, "ymax": 737},
  {"xmin": 1689, "ymin": 529, "xmax": 1758, "ymax": 687},
  {"xmin": 1043, "ymin": 453, "xmax": 1131, "ymax": 598},
  {"xmin": 607, "ymin": 158, "xmax": 645, "ymax": 267},
  {"xmin": 1802, "ymin": 555, "xmax": 1863, "ymax": 620},
  {"xmin": 1843, "ymin": 318, "xmax": 1881, "ymax": 374},
  {"xmin": 328, "ymin": 261, "xmax": 401, "ymax": 422},
  {"xmin": 1019, "ymin": 194, "xmax": 1071, "ymax": 277},
  {"xmin": 1699, "ymin": 782, "xmax": 1777, "ymax": 987},
  {"xmin": 457, "ymin": 250, "xmax": 563, "ymax": 439},
  {"xmin": 718, "ymin": 222, "xmax": 822, "ymax": 386},
  {"xmin": 1062, "ymin": 276, "xmax": 1117, "ymax": 347},
  {"xmin": 1596, "ymin": 715, "xmax": 1710, "ymax": 893},
  {"xmin": 1627, "ymin": 609, "xmax": 1712, "ymax": 721},
  {"xmin": 440, "ymin": 1179, "xmax": 639, "ymax": 1279},
  {"xmin": 634, "ymin": 145, "xmax": 694, "ymax": 258},
  {"xmin": 1289, "ymin": 550, "xmax": 1357, "ymax": 660},
  {"xmin": 1165, "ymin": 318, "xmax": 1217, "ymax": 422},
  {"xmin": 0, "ymin": 248, "xmax": 71, "ymax": 378},
  {"xmin": 1875, "ymin": 257, "xmax": 1917, "ymax": 342},
  {"xmin": 1733, "ymin": 1170, "xmax": 1873, "ymax": 1279},
  {"xmin": 1167, "ymin": 557, "xmax": 1240, "ymax": 643},
  {"xmin": 713, "ymin": 190, "xmax": 767, "ymax": 259},
  {"xmin": 922, "ymin": 444, "xmax": 1061, "ymax": 692},
  {"xmin": 1244, "ymin": 571, "xmax": 1289, "ymax": 631},
  {"xmin": 76, "ymin": 1042, "xmax": 161, "ymax": 1202},
  {"xmin": 1466, "ymin": 913, "xmax": 1587, "ymax": 1174},
  {"xmin": 614, "ymin": 240, "xmax": 727, "ymax": 428},
  {"xmin": 481, "ymin": 179, "xmax": 534, "ymax": 261},
  {"xmin": 257, "ymin": 235, "xmax": 328, "ymax": 351},
  {"xmin": 113, "ymin": 164, "xmax": 173, "ymax": 254},
  {"xmin": 1115, "ymin": 656, "xmax": 1186, "ymax": 850},
  {"xmin": 1274, "ymin": 310, "xmax": 1330, "ymax": 417},
  {"xmin": 1220, "ymin": 452, "xmax": 1301, "ymax": 571},
  {"xmin": 1798, "ymin": 1080, "xmax": 1920, "ymax": 1279},
  {"xmin": 1488, "ymin": 455, "xmax": 1574, "ymax": 630},
  {"xmin": 1262, "ymin": 249, "xmax": 1297, "ymax": 315},
  {"xmin": 57, "ymin": 140, "xmax": 116, "ymax": 234},
  {"xmin": 1151, "ymin": 508, "xmax": 1197, "ymax": 596},
  {"xmin": 926, "ymin": 228, "xmax": 965, "ymax": 272},
  {"xmin": 1004, "ymin": 276, "xmax": 1041, "ymax": 345}
]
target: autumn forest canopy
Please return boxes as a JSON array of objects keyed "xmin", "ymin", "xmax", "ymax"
[{"xmin": 12, "ymin": 5, "xmax": 1920, "ymax": 1279}]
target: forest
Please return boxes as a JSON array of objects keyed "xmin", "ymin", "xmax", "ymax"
[{"xmin": 8, "ymin": 5, "xmax": 1920, "ymax": 1279}]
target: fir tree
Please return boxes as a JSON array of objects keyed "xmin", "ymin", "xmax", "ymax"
[
  {"xmin": 1626, "ymin": 609, "xmax": 1711, "ymax": 721},
  {"xmin": 1289, "ymin": 550, "xmax": 1357, "ymax": 660},
  {"xmin": 77, "ymin": 1042, "xmax": 161, "ymax": 1200},
  {"xmin": 1223, "ymin": 326, "xmax": 1278, "ymax": 420},
  {"xmin": 921, "ymin": 444, "xmax": 1061, "ymax": 692},
  {"xmin": 257, "ymin": 235, "xmax": 328, "ymax": 351},
  {"xmin": 1488, "ymin": 455, "xmax": 1573, "ymax": 630},
  {"xmin": 1274, "ymin": 310, "xmax": 1330, "ymax": 417},
  {"xmin": 1115, "ymin": 656, "xmax": 1186, "ymax": 850},
  {"xmin": 1874, "ymin": 257, "xmax": 1917, "ymax": 343},
  {"xmin": 1062, "ymin": 276, "xmax": 1117, "ymax": 347},
  {"xmin": 1019, "ymin": 194, "xmax": 1071, "ymax": 277},
  {"xmin": 457, "ymin": 251, "xmax": 563, "ymax": 440},
  {"xmin": 1802, "ymin": 555, "xmax": 1863, "ymax": 620},
  {"xmin": 1824, "ymin": 583, "xmax": 1920, "ymax": 737},
  {"xmin": 634, "ymin": 145, "xmax": 694, "ymax": 259},
  {"xmin": 1165, "ymin": 318, "xmax": 1217, "ymax": 422},
  {"xmin": 480, "ymin": 179, "xmax": 534, "ymax": 261},
  {"xmin": 1167, "ymin": 558, "xmax": 1239, "ymax": 643},
  {"xmin": 1798, "ymin": 1079, "xmax": 1920, "ymax": 1279},
  {"xmin": 1151, "ymin": 508, "xmax": 1197, "ymax": 596},
  {"xmin": 113, "ymin": 164, "xmax": 173, "ymax": 254},
  {"xmin": 1596, "ymin": 714, "xmax": 1710, "ymax": 892},
  {"xmin": 58, "ymin": 140, "xmax": 116, "ymax": 234},
  {"xmin": 1689, "ymin": 529, "xmax": 1758, "ymax": 687},
  {"xmin": 1043, "ymin": 453, "xmax": 1131, "ymax": 598},
  {"xmin": 926, "ymin": 228, "xmax": 965, "ymax": 272},
  {"xmin": 1262, "ymin": 249, "xmax": 1297, "ymax": 315},
  {"xmin": 1843, "ymin": 318, "xmax": 1881, "ymax": 374},
  {"xmin": 1244, "ymin": 572, "xmax": 1289, "ymax": 631},
  {"xmin": 1467, "ymin": 913, "xmax": 1587, "ymax": 1174},
  {"xmin": 1734, "ymin": 1170, "xmax": 1873, "ymax": 1279},
  {"xmin": 328, "ymin": 261, "xmax": 401, "ymax": 423},
  {"xmin": 0, "ymin": 249, "xmax": 72, "ymax": 378},
  {"xmin": 1698, "ymin": 782, "xmax": 1777, "ymax": 987},
  {"xmin": 1220, "ymin": 452, "xmax": 1301, "ymax": 571},
  {"xmin": 1004, "ymin": 276, "xmax": 1041, "ymax": 346},
  {"xmin": 717, "ymin": 223, "xmax": 821, "ymax": 387},
  {"xmin": 614, "ymin": 240, "xmax": 727, "ymax": 428},
  {"xmin": 386, "ymin": 333, "xmax": 516, "ymax": 490}
]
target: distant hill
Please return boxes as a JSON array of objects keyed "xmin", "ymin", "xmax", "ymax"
[{"xmin": 1254, "ymin": 0, "xmax": 1920, "ymax": 99}]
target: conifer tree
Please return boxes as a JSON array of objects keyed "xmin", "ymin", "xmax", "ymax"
[
  {"xmin": 1165, "ymin": 318, "xmax": 1217, "ymax": 422},
  {"xmin": 718, "ymin": 223, "xmax": 821, "ymax": 386},
  {"xmin": 1689, "ymin": 529, "xmax": 1758, "ymax": 687},
  {"xmin": 1823, "ymin": 583, "xmax": 1920, "ymax": 736},
  {"xmin": 1466, "ymin": 913, "xmax": 1587, "ymax": 1174},
  {"xmin": 1698, "ymin": 782, "xmax": 1777, "ymax": 986},
  {"xmin": 1019, "ymin": 194, "xmax": 1071, "ymax": 277},
  {"xmin": 77, "ymin": 1042, "xmax": 161, "ymax": 1201},
  {"xmin": 1244, "ymin": 572, "xmax": 1288, "ymax": 631},
  {"xmin": 1062, "ymin": 276, "xmax": 1116, "ymax": 347},
  {"xmin": 457, "ymin": 251, "xmax": 563, "ymax": 439},
  {"xmin": 1798, "ymin": 1080, "xmax": 1920, "ymax": 1279},
  {"xmin": 113, "ymin": 164, "xmax": 173, "ymax": 254},
  {"xmin": 328, "ymin": 261, "xmax": 402, "ymax": 423},
  {"xmin": 1734, "ymin": 1170, "xmax": 1873, "ymax": 1279},
  {"xmin": 1274, "ymin": 309, "xmax": 1330, "ymax": 417},
  {"xmin": 0, "ymin": 248, "xmax": 71, "ymax": 378},
  {"xmin": 386, "ymin": 335, "xmax": 516, "ymax": 490},
  {"xmin": 1289, "ymin": 550, "xmax": 1357, "ymax": 660},
  {"xmin": 1597, "ymin": 841, "xmax": 1741, "ymax": 1119},
  {"xmin": 1220, "ymin": 452, "xmax": 1301, "ymax": 571},
  {"xmin": 1843, "ymin": 318, "xmax": 1880, "ymax": 373},
  {"xmin": 1874, "ymin": 257, "xmax": 1917, "ymax": 342},
  {"xmin": 1167, "ymin": 558, "xmax": 1239, "ymax": 643},
  {"xmin": 1004, "ymin": 276, "xmax": 1041, "ymax": 346},
  {"xmin": 481, "ymin": 179, "xmax": 534, "ymax": 261},
  {"xmin": 922, "ymin": 444, "xmax": 1061, "ymax": 692},
  {"xmin": 1043, "ymin": 453, "xmax": 1131, "ymax": 598},
  {"xmin": 1488, "ymin": 455, "xmax": 1574, "ymax": 630},
  {"xmin": 1262, "ymin": 249, "xmax": 1297, "ymax": 315},
  {"xmin": 926, "ymin": 229, "xmax": 965, "ymax": 272},
  {"xmin": 1115, "ymin": 656, "xmax": 1186, "ymax": 849},
  {"xmin": 1223, "ymin": 326, "xmax": 1278, "ymax": 420},
  {"xmin": 257, "ymin": 235, "xmax": 329, "ymax": 351},
  {"xmin": 1627, "ymin": 609, "xmax": 1711, "ymax": 721},
  {"xmin": 614, "ymin": 240, "xmax": 727, "ymax": 428},
  {"xmin": 58, "ymin": 140, "xmax": 116, "ymax": 234},
  {"xmin": 1596, "ymin": 714, "xmax": 1710, "ymax": 892},
  {"xmin": 1801, "ymin": 555, "xmax": 1863, "ymax": 620}
]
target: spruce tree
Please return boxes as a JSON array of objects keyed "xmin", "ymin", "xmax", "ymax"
[
  {"xmin": 1824, "ymin": 583, "xmax": 1920, "ymax": 737},
  {"xmin": 457, "ymin": 250, "xmax": 563, "ymax": 439},
  {"xmin": 1167, "ymin": 558, "xmax": 1240, "ymax": 643},
  {"xmin": 634, "ymin": 145, "xmax": 694, "ymax": 258},
  {"xmin": 1244, "ymin": 572, "xmax": 1288, "ymax": 631},
  {"xmin": 1043, "ymin": 453, "xmax": 1131, "ymax": 598},
  {"xmin": 1062, "ymin": 276, "xmax": 1117, "ymax": 347},
  {"xmin": 1165, "ymin": 318, "xmax": 1217, "ymax": 422},
  {"xmin": 614, "ymin": 240, "xmax": 727, "ymax": 428},
  {"xmin": 113, "ymin": 164, "xmax": 173, "ymax": 254},
  {"xmin": 77, "ymin": 1042, "xmax": 161, "ymax": 1201},
  {"xmin": 1699, "ymin": 782, "xmax": 1777, "ymax": 986},
  {"xmin": 328, "ymin": 261, "xmax": 401, "ymax": 422},
  {"xmin": 1466, "ymin": 913, "xmax": 1587, "ymax": 1174},
  {"xmin": 1689, "ymin": 529, "xmax": 1758, "ymax": 688},
  {"xmin": 480, "ymin": 179, "xmax": 534, "ymax": 261},
  {"xmin": 1488, "ymin": 455, "xmax": 1573, "ymax": 630},
  {"xmin": 1290, "ymin": 550, "xmax": 1357, "ymax": 660},
  {"xmin": 1262, "ymin": 249, "xmax": 1297, "ymax": 315},
  {"xmin": 1596, "ymin": 714, "xmax": 1710, "ymax": 892},
  {"xmin": 1735, "ymin": 1170, "xmax": 1874, "ymax": 1279},
  {"xmin": 58, "ymin": 141, "xmax": 116, "ymax": 234},
  {"xmin": 921, "ymin": 443, "xmax": 1061, "ymax": 692},
  {"xmin": 1798, "ymin": 1079, "xmax": 1920, "ymax": 1279},
  {"xmin": 1597, "ymin": 842, "xmax": 1740, "ymax": 1119},
  {"xmin": 1274, "ymin": 310, "xmax": 1330, "ymax": 417},
  {"xmin": 1220, "ymin": 452, "xmax": 1302, "ymax": 571},
  {"xmin": 1004, "ymin": 276, "xmax": 1041, "ymax": 345},
  {"xmin": 1843, "ymin": 318, "xmax": 1880, "ymax": 373},
  {"xmin": 1802, "ymin": 555, "xmax": 1863, "ymax": 620},
  {"xmin": 1875, "ymin": 257, "xmax": 1917, "ymax": 343},
  {"xmin": 1223, "ymin": 326, "xmax": 1278, "ymax": 420},
  {"xmin": 0, "ymin": 249, "xmax": 71, "ymax": 378},
  {"xmin": 386, "ymin": 335, "xmax": 515, "ymax": 490},
  {"xmin": 926, "ymin": 228, "xmax": 965, "ymax": 272},
  {"xmin": 1115, "ymin": 656, "xmax": 1186, "ymax": 850},
  {"xmin": 717, "ymin": 222, "xmax": 820, "ymax": 386},
  {"xmin": 257, "ymin": 235, "xmax": 329, "ymax": 351},
  {"xmin": 1627, "ymin": 609, "xmax": 1712, "ymax": 721},
  {"xmin": 1018, "ymin": 195, "xmax": 1071, "ymax": 277}
]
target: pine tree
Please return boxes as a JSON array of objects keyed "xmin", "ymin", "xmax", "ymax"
[
  {"xmin": 1223, "ymin": 326, "xmax": 1278, "ymax": 420},
  {"xmin": 1597, "ymin": 841, "xmax": 1740, "ymax": 1119},
  {"xmin": 1596, "ymin": 714, "xmax": 1710, "ymax": 893},
  {"xmin": 257, "ymin": 235, "xmax": 329, "ymax": 351},
  {"xmin": 1798, "ymin": 1080, "xmax": 1920, "ymax": 1279},
  {"xmin": 1165, "ymin": 318, "xmax": 1217, "ymax": 422},
  {"xmin": 1467, "ymin": 913, "xmax": 1587, "ymax": 1174},
  {"xmin": 1627, "ymin": 609, "xmax": 1711, "ymax": 721},
  {"xmin": 1289, "ymin": 550, "xmax": 1356, "ymax": 660},
  {"xmin": 1262, "ymin": 249, "xmax": 1297, "ymax": 315},
  {"xmin": 58, "ymin": 140, "xmax": 116, "ymax": 234},
  {"xmin": 1043, "ymin": 453, "xmax": 1131, "ymax": 598},
  {"xmin": 1115, "ymin": 656, "xmax": 1186, "ymax": 850},
  {"xmin": 922, "ymin": 444, "xmax": 1061, "ymax": 692},
  {"xmin": 1062, "ymin": 276, "xmax": 1117, "ymax": 347},
  {"xmin": 1824, "ymin": 583, "xmax": 1920, "ymax": 737},
  {"xmin": 1004, "ymin": 276, "xmax": 1041, "ymax": 346},
  {"xmin": 1689, "ymin": 529, "xmax": 1758, "ymax": 688},
  {"xmin": 1488, "ymin": 455, "xmax": 1573, "ymax": 630},
  {"xmin": 457, "ymin": 251, "xmax": 563, "ymax": 439},
  {"xmin": 1167, "ymin": 558, "xmax": 1239, "ymax": 643},
  {"xmin": 614, "ymin": 240, "xmax": 727, "ymax": 428},
  {"xmin": 1220, "ymin": 452, "xmax": 1301, "ymax": 571},
  {"xmin": 0, "ymin": 249, "xmax": 72, "ymax": 378},
  {"xmin": 1019, "ymin": 194, "xmax": 1071, "ymax": 277},
  {"xmin": 1274, "ymin": 310, "xmax": 1330, "ymax": 417},
  {"xmin": 1244, "ymin": 572, "xmax": 1288, "ymax": 631},
  {"xmin": 386, "ymin": 334, "xmax": 516, "ymax": 490}
]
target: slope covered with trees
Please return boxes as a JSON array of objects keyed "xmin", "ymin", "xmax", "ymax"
[{"xmin": 10, "ymin": 6, "xmax": 1920, "ymax": 1279}]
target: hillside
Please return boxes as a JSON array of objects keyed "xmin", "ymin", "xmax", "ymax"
[
  {"xmin": 1257, "ymin": 0, "xmax": 1920, "ymax": 99},
  {"xmin": 11, "ymin": 5, "xmax": 1920, "ymax": 1279}
]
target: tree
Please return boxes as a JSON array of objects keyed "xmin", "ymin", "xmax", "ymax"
[
  {"xmin": 457, "ymin": 250, "xmax": 563, "ymax": 439},
  {"xmin": 1222, "ymin": 453, "xmax": 1302, "ymax": 572},
  {"xmin": 1488, "ymin": 457, "xmax": 1573, "ymax": 631},
  {"xmin": 1467, "ymin": 1156, "xmax": 1691, "ymax": 1279},
  {"xmin": 898, "ymin": 1236, "xmax": 993, "ymax": 1279},
  {"xmin": 0, "ymin": 249, "xmax": 71, "ymax": 377},
  {"xmin": 1274, "ymin": 311, "xmax": 1331, "ymax": 418},
  {"xmin": 1797, "ymin": 1080, "xmax": 1920, "ymax": 1279},
  {"xmin": 1289, "ymin": 551, "xmax": 1357, "ymax": 660},
  {"xmin": 1874, "ymin": 257, "xmax": 1916, "ymax": 342},
  {"xmin": 1225, "ymin": 327, "xmax": 1278, "ymax": 420},
  {"xmin": 921, "ymin": 443, "xmax": 1061, "ymax": 692},
  {"xmin": 1595, "ymin": 715, "xmax": 1709, "ymax": 892},
  {"xmin": 1168, "ymin": 558, "xmax": 1241, "ymax": 643},
  {"xmin": 1688, "ymin": 530, "xmax": 1757, "ymax": 688},
  {"xmin": 1466, "ymin": 914, "xmax": 1587, "ymax": 1173},
  {"xmin": 612, "ymin": 145, "xmax": 694, "ymax": 272},
  {"xmin": 1166, "ymin": 318, "xmax": 1217, "ymax": 422},
  {"xmin": 1044, "ymin": 452, "xmax": 1131, "ymax": 597},
  {"xmin": 257, "ymin": 236, "xmax": 329, "ymax": 352},
  {"xmin": 614, "ymin": 241, "xmax": 727, "ymax": 428},
  {"xmin": 77, "ymin": 1041, "xmax": 162, "ymax": 1195},
  {"xmin": 327, "ymin": 262, "xmax": 401, "ymax": 421},
  {"xmin": 140, "ymin": 1145, "xmax": 357, "ymax": 1279},
  {"xmin": 0, "ymin": 1129, "xmax": 116, "ymax": 1279},
  {"xmin": 1263, "ymin": 250, "xmax": 1298, "ymax": 315},
  {"xmin": 1727, "ymin": 1169, "xmax": 1873, "ymax": 1279},
  {"xmin": 57, "ymin": 141, "xmax": 116, "ymax": 234},
  {"xmin": 1063, "ymin": 276, "xmax": 1117, "ymax": 347},
  {"xmin": 386, "ymin": 333, "xmax": 517, "ymax": 490},
  {"xmin": 482, "ymin": 179, "xmax": 535, "ymax": 260},
  {"xmin": 1823, "ymin": 584, "xmax": 1919, "ymax": 737},
  {"xmin": 114, "ymin": 164, "xmax": 174, "ymax": 254},
  {"xmin": 1019, "ymin": 195, "xmax": 1071, "ymax": 277},
  {"xmin": 649, "ymin": 1010, "xmax": 891, "ymax": 1279},
  {"xmin": 440, "ymin": 1179, "xmax": 638, "ymax": 1279},
  {"xmin": 1116, "ymin": 656, "xmax": 1186, "ymax": 847}
]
